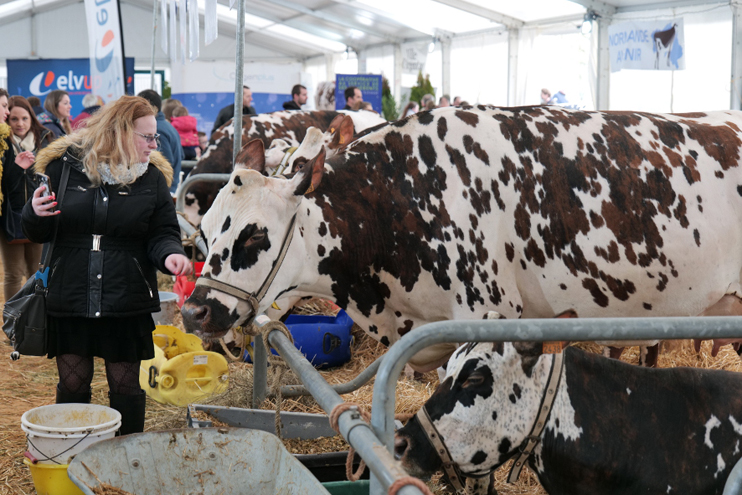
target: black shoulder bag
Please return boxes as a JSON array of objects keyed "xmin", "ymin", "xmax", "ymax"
[{"xmin": 2, "ymin": 163, "xmax": 70, "ymax": 360}]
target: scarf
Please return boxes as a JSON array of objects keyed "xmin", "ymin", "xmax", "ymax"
[
  {"xmin": 12, "ymin": 133, "xmax": 36, "ymax": 153},
  {"xmin": 98, "ymin": 162, "xmax": 149, "ymax": 185}
]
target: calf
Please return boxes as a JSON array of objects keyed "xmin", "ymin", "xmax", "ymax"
[{"xmin": 395, "ymin": 341, "xmax": 742, "ymax": 494}]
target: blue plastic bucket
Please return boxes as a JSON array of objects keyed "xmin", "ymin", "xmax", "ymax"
[{"xmin": 245, "ymin": 310, "xmax": 353, "ymax": 369}]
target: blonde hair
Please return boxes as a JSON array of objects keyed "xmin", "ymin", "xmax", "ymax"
[
  {"xmin": 162, "ymin": 98, "xmax": 183, "ymax": 121},
  {"xmin": 67, "ymin": 95, "xmax": 155, "ymax": 186},
  {"xmin": 44, "ymin": 90, "xmax": 72, "ymax": 134},
  {"xmin": 172, "ymin": 106, "xmax": 189, "ymax": 117}
]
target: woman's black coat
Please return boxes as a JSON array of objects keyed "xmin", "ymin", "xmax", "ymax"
[{"xmin": 22, "ymin": 143, "xmax": 185, "ymax": 318}]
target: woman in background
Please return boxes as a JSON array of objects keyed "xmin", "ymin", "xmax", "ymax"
[
  {"xmin": 170, "ymin": 106, "xmax": 200, "ymax": 160},
  {"xmin": 38, "ymin": 89, "xmax": 72, "ymax": 138},
  {"xmin": 401, "ymin": 101, "xmax": 419, "ymax": 118},
  {"xmin": 0, "ymin": 96, "xmax": 53, "ymax": 300},
  {"xmin": 24, "ymin": 95, "xmax": 191, "ymax": 435}
]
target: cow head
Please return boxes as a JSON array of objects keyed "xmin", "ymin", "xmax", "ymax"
[
  {"xmin": 181, "ymin": 147, "xmax": 327, "ymax": 340},
  {"xmin": 395, "ymin": 342, "xmax": 554, "ymax": 480}
]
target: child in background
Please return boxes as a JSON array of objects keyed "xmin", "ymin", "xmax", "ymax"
[
  {"xmin": 198, "ymin": 131, "xmax": 208, "ymax": 155},
  {"xmin": 170, "ymin": 106, "xmax": 200, "ymax": 160}
]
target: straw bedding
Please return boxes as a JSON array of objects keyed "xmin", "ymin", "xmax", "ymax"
[{"xmin": 2, "ymin": 273, "xmax": 742, "ymax": 494}]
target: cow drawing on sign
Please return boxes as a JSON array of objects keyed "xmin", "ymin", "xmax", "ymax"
[{"xmin": 654, "ymin": 23, "xmax": 678, "ymax": 69}]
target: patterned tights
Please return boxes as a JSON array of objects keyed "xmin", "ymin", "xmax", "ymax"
[{"xmin": 56, "ymin": 354, "xmax": 141, "ymax": 395}]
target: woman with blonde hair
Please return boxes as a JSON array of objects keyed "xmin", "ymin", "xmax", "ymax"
[
  {"xmin": 23, "ymin": 95, "xmax": 192, "ymax": 435},
  {"xmin": 38, "ymin": 89, "xmax": 72, "ymax": 138}
]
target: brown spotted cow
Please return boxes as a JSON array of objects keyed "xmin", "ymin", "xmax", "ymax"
[
  {"xmin": 182, "ymin": 105, "xmax": 742, "ymax": 371},
  {"xmin": 394, "ymin": 340, "xmax": 742, "ymax": 495},
  {"xmin": 184, "ymin": 110, "xmax": 385, "ymax": 226}
]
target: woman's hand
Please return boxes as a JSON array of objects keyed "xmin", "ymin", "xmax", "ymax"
[
  {"xmin": 165, "ymin": 254, "xmax": 193, "ymax": 276},
  {"xmin": 31, "ymin": 185, "xmax": 58, "ymax": 216},
  {"xmin": 15, "ymin": 151, "xmax": 35, "ymax": 170}
]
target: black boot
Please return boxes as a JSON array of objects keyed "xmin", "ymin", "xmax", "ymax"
[
  {"xmin": 55, "ymin": 384, "xmax": 92, "ymax": 404},
  {"xmin": 109, "ymin": 390, "xmax": 146, "ymax": 436}
]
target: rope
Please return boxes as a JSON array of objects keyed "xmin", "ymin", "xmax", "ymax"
[
  {"xmin": 261, "ymin": 320, "xmax": 294, "ymax": 353},
  {"xmin": 218, "ymin": 337, "xmax": 244, "ymax": 362},
  {"xmin": 388, "ymin": 476, "xmax": 435, "ymax": 495}
]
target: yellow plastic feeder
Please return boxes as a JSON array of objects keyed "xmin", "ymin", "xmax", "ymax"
[{"xmin": 139, "ymin": 325, "xmax": 229, "ymax": 407}]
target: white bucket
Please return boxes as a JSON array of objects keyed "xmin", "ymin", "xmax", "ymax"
[
  {"xmin": 21, "ymin": 404, "xmax": 122, "ymax": 465},
  {"xmin": 153, "ymin": 291, "xmax": 180, "ymax": 325}
]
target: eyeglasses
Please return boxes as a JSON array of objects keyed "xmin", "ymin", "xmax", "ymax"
[{"xmin": 134, "ymin": 131, "xmax": 161, "ymax": 145}]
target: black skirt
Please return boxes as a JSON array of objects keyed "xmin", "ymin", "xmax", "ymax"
[{"xmin": 47, "ymin": 314, "xmax": 156, "ymax": 363}]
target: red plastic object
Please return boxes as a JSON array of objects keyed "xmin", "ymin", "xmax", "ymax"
[{"xmin": 173, "ymin": 262, "xmax": 205, "ymax": 307}]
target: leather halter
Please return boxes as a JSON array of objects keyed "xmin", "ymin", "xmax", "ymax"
[
  {"xmin": 507, "ymin": 350, "xmax": 564, "ymax": 482},
  {"xmin": 272, "ymin": 146, "xmax": 298, "ymax": 176},
  {"xmin": 414, "ymin": 349, "xmax": 565, "ymax": 490},
  {"xmin": 195, "ymin": 213, "xmax": 298, "ymax": 318},
  {"xmin": 415, "ymin": 406, "xmax": 467, "ymax": 494}
]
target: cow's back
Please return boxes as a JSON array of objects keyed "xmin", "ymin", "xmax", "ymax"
[{"xmin": 312, "ymin": 106, "xmax": 742, "ymax": 343}]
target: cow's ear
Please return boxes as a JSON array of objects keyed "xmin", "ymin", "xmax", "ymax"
[
  {"xmin": 328, "ymin": 115, "xmax": 355, "ymax": 150},
  {"xmin": 293, "ymin": 146, "xmax": 326, "ymax": 196},
  {"xmin": 234, "ymin": 139, "xmax": 266, "ymax": 173},
  {"xmin": 326, "ymin": 114, "xmax": 345, "ymax": 135},
  {"xmin": 512, "ymin": 342, "xmax": 543, "ymax": 377}
]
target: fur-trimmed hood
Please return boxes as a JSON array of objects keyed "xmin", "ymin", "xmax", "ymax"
[{"xmin": 33, "ymin": 136, "xmax": 174, "ymax": 187}]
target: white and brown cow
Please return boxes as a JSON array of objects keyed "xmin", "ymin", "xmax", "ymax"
[
  {"xmin": 182, "ymin": 105, "xmax": 742, "ymax": 371},
  {"xmin": 184, "ymin": 110, "xmax": 385, "ymax": 225},
  {"xmin": 395, "ymin": 341, "xmax": 742, "ymax": 494}
]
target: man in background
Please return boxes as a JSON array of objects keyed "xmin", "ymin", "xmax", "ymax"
[
  {"xmin": 343, "ymin": 86, "xmax": 362, "ymax": 110},
  {"xmin": 137, "ymin": 89, "xmax": 183, "ymax": 194},
  {"xmin": 27, "ymin": 96, "xmax": 44, "ymax": 115},
  {"xmin": 283, "ymin": 84, "xmax": 308, "ymax": 111},
  {"xmin": 211, "ymin": 85, "xmax": 256, "ymax": 135}
]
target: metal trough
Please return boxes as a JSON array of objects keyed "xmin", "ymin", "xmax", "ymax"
[{"xmin": 67, "ymin": 428, "xmax": 330, "ymax": 494}]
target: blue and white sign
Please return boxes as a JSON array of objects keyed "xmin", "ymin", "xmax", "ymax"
[
  {"xmin": 335, "ymin": 74, "xmax": 382, "ymax": 113},
  {"xmin": 608, "ymin": 19, "xmax": 685, "ymax": 72},
  {"xmin": 7, "ymin": 58, "xmax": 135, "ymax": 116}
]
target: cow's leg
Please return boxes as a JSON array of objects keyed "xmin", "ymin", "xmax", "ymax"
[
  {"xmin": 639, "ymin": 344, "xmax": 659, "ymax": 368},
  {"xmin": 695, "ymin": 294, "xmax": 742, "ymax": 356},
  {"xmin": 464, "ymin": 474, "xmax": 497, "ymax": 495},
  {"xmin": 604, "ymin": 346, "xmax": 624, "ymax": 360}
]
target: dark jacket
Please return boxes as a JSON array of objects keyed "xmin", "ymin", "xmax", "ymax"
[
  {"xmin": 4, "ymin": 129, "xmax": 53, "ymax": 214},
  {"xmin": 22, "ymin": 139, "xmax": 185, "ymax": 319},
  {"xmin": 154, "ymin": 111, "xmax": 183, "ymax": 193},
  {"xmin": 282, "ymin": 100, "xmax": 301, "ymax": 111},
  {"xmin": 37, "ymin": 111, "xmax": 67, "ymax": 139},
  {"xmin": 211, "ymin": 104, "xmax": 257, "ymax": 135}
]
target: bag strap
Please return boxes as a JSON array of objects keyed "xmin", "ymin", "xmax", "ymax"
[{"xmin": 38, "ymin": 162, "xmax": 71, "ymax": 271}]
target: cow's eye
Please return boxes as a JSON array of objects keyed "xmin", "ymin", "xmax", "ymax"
[
  {"xmin": 293, "ymin": 158, "xmax": 307, "ymax": 171},
  {"xmin": 462, "ymin": 372, "xmax": 484, "ymax": 388},
  {"xmin": 250, "ymin": 232, "xmax": 266, "ymax": 243}
]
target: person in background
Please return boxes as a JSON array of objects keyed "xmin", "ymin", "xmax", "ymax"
[
  {"xmin": 452, "ymin": 96, "xmax": 462, "ymax": 106},
  {"xmin": 352, "ymin": 100, "xmax": 374, "ymax": 112},
  {"xmin": 137, "ymin": 90, "xmax": 183, "ymax": 194},
  {"xmin": 283, "ymin": 84, "xmax": 307, "ymax": 111},
  {"xmin": 198, "ymin": 131, "xmax": 208, "ymax": 156},
  {"xmin": 27, "ymin": 96, "xmax": 44, "ymax": 116},
  {"xmin": 210, "ymin": 86, "xmax": 256, "ymax": 136},
  {"xmin": 71, "ymin": 94, "xmax": 103, "ymax": 130},
  {"xmin": 38, "ymin": 90, "xmax": 72, "ymax": 138},
  {"xmin": 23, "ymin": 95, "xmax": 192, "ymax": 435},
  {"xmin": 170, "ymin": 106, "xmax": 200, "ymax": 160},
  {"xmin": 420, "ymin": 94, "xmax": 435, "ymax": 111},
  {"xmin": 1, "ymin": 96, "xmax": 53, "ymax": 301},
  {"xmin": 343, "ymin": 86, "xmax": 362, "ymax": 110},
  {"xmin": 162, "ymin": 98, "xmax": 183, "ymax": 122},
  {"xmin": 401, "ymin": 101, "xmax": 419, "ymax": 118},
  {"xmin": 438, "ymin": 95, "xmax": 450, "ymax": 107}
]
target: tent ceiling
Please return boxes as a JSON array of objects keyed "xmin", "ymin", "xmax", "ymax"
[{"xmin": 0, "ymin": 0, "xmax": 723, "ymax": 62}]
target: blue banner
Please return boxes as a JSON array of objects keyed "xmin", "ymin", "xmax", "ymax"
[
  {"xmin": 173, "ymin": 92, "xmax": 290, "ymax": 135},
  {"xmin": 7, "ymin": 58, "xmax": 135, "ymax": 119},
  {"xmin": 335, "ymin": 74, "xmax": 382, "ymax": 113}
]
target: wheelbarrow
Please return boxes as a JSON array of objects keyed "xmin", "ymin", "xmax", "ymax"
[{"xmin": 67, "ymin": 428, "xmax": 331, "ymax": 494}]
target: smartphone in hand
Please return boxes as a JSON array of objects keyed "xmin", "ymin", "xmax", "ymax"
[{"xmin": 37, "ymin": 173, "xmax": 55, "ymax": 211}]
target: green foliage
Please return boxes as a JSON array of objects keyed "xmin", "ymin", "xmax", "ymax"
[
  {"xmin": 409, "ymin": 71, "xmax": 434, "ymax": 105},
  {"xmin": 162, "ymin": 80, "xmax": 172, "ymax": 99},
  {"xmin": 381, "ymin": 75, "xmax": 398, "ymax": 120},
  {"xmin": 382, "ymin": 94, "xmax": 398, "ymax": 121}
]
